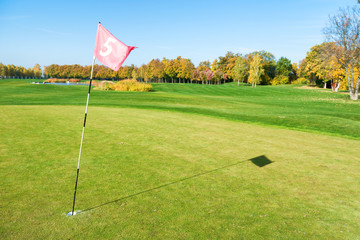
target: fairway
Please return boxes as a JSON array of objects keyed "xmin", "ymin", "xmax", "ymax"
[{"xmin": 1, "ymin": 80, "xmax": 360, "ymax": 239}]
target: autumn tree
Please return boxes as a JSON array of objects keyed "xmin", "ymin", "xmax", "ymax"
[
  {"xmin": 304, "ymin": 44, "xmax": 328, "ymax": 85},
  {"xmin": 291, "ymin": 63, "xmax": 299, "ymax": 80},
  {"xmin": 146, "ymin": 59, "xmax": 156, "ymax": 81},
  {"xmin": 247, "ymin": 51, "xmax": 276, "ymax": 84},
  {"xmin": 318, "ymin": 42, "xmax": 346, "ymax": 91},
  {"xmin": 177, "ymin": 57, "xmax": 195, "ymax": 83},
  {"xmin": 211, "ymin": 59, "xmax": 219, "ymax": 72},
  {"xmin": 32, "ymin": 64, "xmax": 42, "ymax": 78},
  {"xmin": 132, "ymin": 67, "xmax": 138, "ymax": 80},
  {"xmin": 324, "ymin": 5, "xmax": 360, "ymax": 100},
  {"xmin": 164, "ymin": 59, "xmax": 177, "ymax": 83},
  {"xmin": 199, "ymin": 70, "xmax": 206, "ymax": 84},
  {"xmin": 138, "ymin": 64, "xmax": 148, "ymax": 82},
  {"xmin": 232, "ymin": 56, "xmax": 248, "ymax": 86},
  {"xmin": 249, "ymin": 54, "xmax": 264, "ymax": 87},
  {"xmin": 214, "ymin": 69, "xmax": 223, "ymax": 84},
  {"xmin": 192, "ymin": 69, "xmax": 200, "ymax": 83},
  {"xmin": 198, "ymin": 61, "xmax": 211, "ymax": 72},
  {"xmin": 205, "ymin": 69, "xmax": 214, "ymax": 84},
  {"xmin": 0, "ymin": 63, "xmax": 4, "ymax": 77}
]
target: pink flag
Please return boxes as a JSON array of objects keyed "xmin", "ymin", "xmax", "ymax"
[{"xmin": 94, "ymin": 23, "xmax": 136, "ymax": 71}]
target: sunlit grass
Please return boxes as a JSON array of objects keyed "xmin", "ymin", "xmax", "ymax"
[
  {"xmin": 0, "ymin": 79, "xmax": 359, "ymax": 239},
  {"xmin": 1, "ymin": 79, "xmax": 359, "ymax": 139}
]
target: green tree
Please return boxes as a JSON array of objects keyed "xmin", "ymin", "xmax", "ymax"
[{"xmin": 276, "ymin": 57, "xmax": 292, "ymax": 78}]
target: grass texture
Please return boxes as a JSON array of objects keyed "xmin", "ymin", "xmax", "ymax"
[{"xmin": 0, "ymin": 79, "xmax": 359, "ymax": 239}]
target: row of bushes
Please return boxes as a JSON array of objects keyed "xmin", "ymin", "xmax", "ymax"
[
  {"xmin": 45, "ymin": 77, "xmax": 310, "ymax": 88},
  {"xmin": 92, "ymin": 79, "xmax": 153, "ymax": 92},
  {"xmin": 270, "ymin": 76, "xmax": 309, "ymax": 85},
  {"xmin": 46, "ymin": 78, "xmax": 81, "ymax": 83}
]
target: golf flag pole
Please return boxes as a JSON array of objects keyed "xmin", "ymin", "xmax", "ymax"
[
  {"xmin": 69, "ymin": 55, "xmax": 96, "ymax": 216},
  {"xmin": 68, "ymin": 22, "xmax": 136, "ymax": 216}
]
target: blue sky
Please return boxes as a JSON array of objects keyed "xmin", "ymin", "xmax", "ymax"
[{"xmin": 0, "ymin": 0, "xmax": 357, "ymax": 69}]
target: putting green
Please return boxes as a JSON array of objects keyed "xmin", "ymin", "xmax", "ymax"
[{"xmin": 1, "ymin": 105, "xmax": 359, "ymax": 239}]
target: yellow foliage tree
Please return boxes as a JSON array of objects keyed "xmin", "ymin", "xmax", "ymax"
[{"xmin": 249, "ymin": 54, "xmax": 264, "ymax": 87}]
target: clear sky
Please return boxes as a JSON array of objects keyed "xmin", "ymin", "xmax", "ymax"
[{"xmin": 0, "ymin": 0, "xmax": 357, "ymax": 69}]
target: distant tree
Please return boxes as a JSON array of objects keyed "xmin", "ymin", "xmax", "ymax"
[
  {"xmin": 1, "ymin": 64, "xmax": 8, "ymax": 77},
  {"xmin": 273, "ymin": 57, "xmax": 293, "ymax": 85},
  {"xmin": 291, "ymin": 63, "xmax": 299, "ymax": 80},
  {"xmin": 32, "ymin": 64, "xmax": 42, "ymax": 78},
  {"xmin": 320, "ymin": 42, "xmax": 346, "ymax": 91},
  {"xmin": 205, "ymin": 69, "xmax": 214, "ymax": 84},
  {"xmin": 116, "ymin": 66, "xmax": 126, "ymax": 79},
  {"xmin": 298, "ymin": 59, "xmax": 307, "ymax": 78},
  {"xmin": 214, "ymin": 69, "xmax": 223, "ymax": 84},
  {"xmin": 249, "ymin": 54, "xmax": 264, "ymax": 87},
  {"xmin": 224, "ymin": 55, "xmax": 237, "ymax": 80},
  {"xmin": 199, "ymin": 70, "xmax": 207, "ymax": 84},
  {"xmin": 45, "ymin": 64, "xmax": 60, "ymax": 78},
  {"xmin": 247, "ymin": 51, "xmax": 276, "ymax": 84},
  {"xmin": 223, "ymin": 73, "xmax": 228, "ymax": 83},
  {"xmin": 198, "ymin": 61, "xmax": 211, "ymax": 72},
  {"xmin": 217, "ymin": 51, "xmax": 235, "ymax": 73},
  {"xmin": 324, "ymin": 6, "xmax": 360, "ymax": 100},
  {"xmin": 138, "ymin": 64, "xmax": 148, "ymax": 82},
  {"xmin": 146, "ymin": 59, "xmax": 156, "ymax": 81},
  {"xmin": 304, "ymin": 44, "xmax": 327, "ymax": 85},
  {"xmin": 124, "ymin": 66, "xmax": 133, "ymax": 79},
  {"xmin": 95, "ymin": 65, "xmax": 110, "ymax": 79},
  {"xmin": 211, "ymin": 59, "xmax": 219, "ymax": 72},
  {"xmin": 0, "ymin": 63, "xmax": 4, "ymax": 77},
  {"xmin": 82, "ymin": 65, "xmax": 92, "ymax": 79},
  {"xmin": 177, "ymin": 57, "xmax": 195, "ymax": 83},
  {"xmin": 184, "ymin": 59, "xmax": 195, "ymax": 83},
  {"xmin": 232, "ymin": 56, "xmax": 248, "ymax": 86},
  {"xmin": 164, "ymin": 59, "xmax": 177, "ymax": 83},
  {"xmin": 192, "ymin": 69, "xmax": 200, "ymax": 83},
  {"xmin": 132, "ymin": 67, "xmax": 138, "ymax": 80},
  {"xmin": 276, "ymin": 57, "xmax": 292, "ymax": 78},
  {"xmin": 153, "ymin": 60, "xmax": 165, "ymax": 82}
]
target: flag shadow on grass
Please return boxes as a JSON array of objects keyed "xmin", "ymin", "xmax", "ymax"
[
  {"xmin": 249, "ymin": 155, "xmax": 273, "ymax": 167},
  {"xmin": 82, "ymin": 155, "xmax": 273, "ymax": 213}
]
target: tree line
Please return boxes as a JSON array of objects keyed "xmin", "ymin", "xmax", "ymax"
[
  {"xmin": 0, "ymin": 63, "xmax": 42, "ymax": 79},
  {"xmin": 0, "ymin": 51, "xmax": 297, "ymax": 85},
  {"xmin": 1, "ymin": 4, "xmax": 359, "ymax": 99}
]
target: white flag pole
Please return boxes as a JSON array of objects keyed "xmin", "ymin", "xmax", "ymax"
[{"xmin": 68, "ymin": 55, "xmax": 96, "ymax": 216}]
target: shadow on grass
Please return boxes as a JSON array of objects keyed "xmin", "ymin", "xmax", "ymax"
[
  {"xmin": 250, "ymin": 155, "xmax": 273, "ymax": 167},
  {"xmin": 81, "ymin": 155, "xmax": 273, "ymax": 213}
]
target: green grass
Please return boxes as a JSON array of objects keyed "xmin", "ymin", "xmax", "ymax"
[
  {"xmin": 1, "ymin": 79, "xmax": 360, "ymax": 239},
  {"xmin": 1, "ymin": 79, "xmax": 360, "ymax": 139}
]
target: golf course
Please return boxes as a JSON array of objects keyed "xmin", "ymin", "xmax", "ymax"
[{"xmin": 0, "ymin": 79, "xmax": 359, "ymax": 239}]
